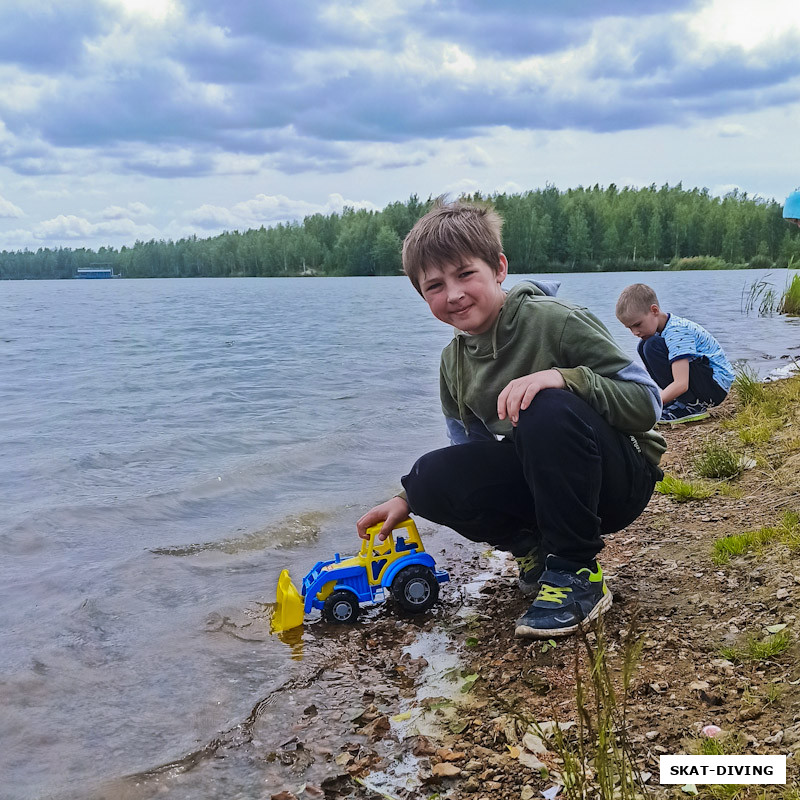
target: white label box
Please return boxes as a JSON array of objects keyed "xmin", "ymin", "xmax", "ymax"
[{"xmin": 660, "ymin": 755, "xmax": 786, "ymax": 784}]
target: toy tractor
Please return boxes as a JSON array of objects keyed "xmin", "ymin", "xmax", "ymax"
[{"xmin": 271, "ymin": 518, "xmax": 449, "ymax": 632}]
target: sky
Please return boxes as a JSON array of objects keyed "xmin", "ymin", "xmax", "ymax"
[{"xmin": 0, "ymin": 0, "xmax": 799, "ymax": 252}]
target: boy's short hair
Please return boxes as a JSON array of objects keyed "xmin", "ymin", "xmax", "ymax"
[
  {"xmin": 616, "ymin": 283, "xmax": 660, "ymax": 320},
  {"xmin": 402, "ymin": 198, "xmax": 503, "ymax": 294}
]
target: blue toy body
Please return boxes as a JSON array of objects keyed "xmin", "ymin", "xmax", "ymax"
[{"xmin": 272, "ymin": 518, "xmax": 449, "ymax": 629}]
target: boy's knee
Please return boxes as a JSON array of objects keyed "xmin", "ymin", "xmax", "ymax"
[
  {"xmin": 517, "ymin": 388, "xmax": 582, "ymax": 432},
  {"xmin": 640, "ymin": 335, "xmax": 667, "ymax": 360},
  {"xmin": 401, "ymin": 449, "xmax": 449, "ymax": 516}
]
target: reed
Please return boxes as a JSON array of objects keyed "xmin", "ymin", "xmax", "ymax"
[{"xmin": 742, "ymin": 274, "xmax": 778, "ymax": 316}]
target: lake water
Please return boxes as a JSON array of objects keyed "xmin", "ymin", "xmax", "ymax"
[{"xmin": 2, "ymin": 271, "xmax": 798, "ymax": 799}]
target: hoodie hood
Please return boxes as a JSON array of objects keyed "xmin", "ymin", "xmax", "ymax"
[{"xmin": 455, "ymin": 280, "xmax": 553, "ymax": 360}]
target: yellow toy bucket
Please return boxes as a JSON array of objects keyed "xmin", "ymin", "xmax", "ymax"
[{"xmin": 272, "ymin": 569, "xmax": 304, "ymax": 632}]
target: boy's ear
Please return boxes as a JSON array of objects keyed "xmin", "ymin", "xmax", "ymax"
[
  {"xmin": 497, "ymin": 253, "xmax": 508, "ymax": 282},
  {"xmin": 649, "ymin": 304, "xmax": 660, "ymax": 314}
]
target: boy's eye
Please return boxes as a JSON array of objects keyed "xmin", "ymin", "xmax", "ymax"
[{"xmin": 424, "ymin": 282, "xmax": 442, "ymax": 292}]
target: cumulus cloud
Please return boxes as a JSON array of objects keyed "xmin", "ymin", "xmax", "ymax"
[
  {"xmin": 183, "ymin": 204, "xmax": 239, "ymax": 229},
  {"xmin": 7, "ymin": 212, "xmax": 161, "ymax": 246},
  {"xmin": 182, "ymin": 192, "xmax": 377, "ymax": 233},
  {"xmin": 0, "ymin": 194, "xmax": 24, "ymax": 218},
  {"xmin": 100, "ymin": 201, "xmax": 153, "ymax": 219},
  {"xmin": 0, "ymin": 0, "xmax": 797, "ymax": 181}
]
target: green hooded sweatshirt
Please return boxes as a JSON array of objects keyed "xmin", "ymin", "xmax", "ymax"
[{"xmin": 440, "ymin": 281, "xmax": 666, "ymax": 465}]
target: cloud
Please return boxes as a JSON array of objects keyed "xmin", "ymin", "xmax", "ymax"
[
  {"xmin": 2, "ymin": 212, "xmax": 162, "ymax": 247},
  {"xmin": 34, "ymin": 214, "xmax": 94, "ymax": 239},
  {"xmin": 717, "ymin": 123, "xmax": 748, "ymax": 137},
  {"xmin": 0, "ymin": 0, "xmax": 112, "ymax": 71},
  {"xmin": 100, "ymin": 201, "xmax": 153, "ymax": 219},
  {"xmin": 183, "ymin": 204, "xmax": 239, "ymax": 230},
  {"xmin": 0, "ymin": 0, "xmax": 796, "ymax": 183},
  {"xmin": 182, "ymin": 192, "xmax": 378, "ymax": 233},
  {"xmin": 0, "ymin": 194, "xmax": 24, "ymax": 218}
]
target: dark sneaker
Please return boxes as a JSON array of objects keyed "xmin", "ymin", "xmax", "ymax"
[
  {"xmin": 658, "ymin": 400, "xmax": 710, "ymax": 424},
  {"xmin": 514, "ymin": 557, "xmax": 612, "ymax": 638},
  {"xmin": 515, "ymin": 547, "xmax": 544, "ymax": 596}
]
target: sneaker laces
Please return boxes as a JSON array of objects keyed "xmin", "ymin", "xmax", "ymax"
[
  {"xmin": 515, "ymin": 552, "xmax": 540, "ymax": 572},
  {"xmin": 535, "ymin": 583, "xmax": 571, "ymax": 603}
]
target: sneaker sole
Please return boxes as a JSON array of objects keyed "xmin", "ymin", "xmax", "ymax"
[
  {"xmin": 657, "ymin": 411, "xmax": 710, "ymax": 425},
  {"xmin": 514, "ymin": 589, "xmax": 613, "ymax": 639}
]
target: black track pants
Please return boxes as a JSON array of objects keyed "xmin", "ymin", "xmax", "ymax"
[{"xmin": 401, "ymin": 388, "xmax": 660, "ymax": 565}]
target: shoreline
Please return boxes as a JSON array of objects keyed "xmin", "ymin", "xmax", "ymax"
[{"xmin": 94, "ymin": 373, "xmax": 800, "ymax": 800}]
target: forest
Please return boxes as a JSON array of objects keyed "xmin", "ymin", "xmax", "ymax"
[{"xmin": 1, "ymin": 183, "xmax": 798, "ymax": 280}]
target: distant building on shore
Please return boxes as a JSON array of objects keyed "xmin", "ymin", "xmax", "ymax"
[{"xmin": 76, "ymin": 264, "xmax": 119, "ymax": 279}]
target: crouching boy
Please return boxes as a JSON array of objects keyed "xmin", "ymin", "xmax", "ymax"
[
  {"xmin": 357, "ymin": 200, "xmax": 666, "ymax": 639},
  {"xmin": 615, "ymin": 283, "xmax": 734, "ymax": 424}
]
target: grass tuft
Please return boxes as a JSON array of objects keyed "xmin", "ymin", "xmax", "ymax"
[
  {"xmin": 691, "ymin": 731, "xmax": 745, "ymax": 756},
  {"xmin": 655, "ymin": 474, "xmax": 713, "ymax": 502},
  {"xmin": 712, "ymin": 526, "xmax": 778, "ymax": 564},
  {"xmin": 732, "ymin": 367, "xmax": 766, "ymax": 406},
  {"xmin": 720, "ymin": 630, "xmax": 791, "ymax": 663},
  {"xmin": 716, "ymin": 481, "xmax": 744, "ymax": 499},
  {"xmin": 712, "ymin": 512, "xmax": 800, "ymax": 564},
  {"xmin": 693, "ymin": 439, "xmax": 742, "ymax": 479}
]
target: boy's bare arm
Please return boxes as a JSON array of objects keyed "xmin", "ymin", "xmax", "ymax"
[
  {"xmin": 661, "ymin": 358, "xmax": 690, "ymax": 405},
  {"xmin": 497, "ymin": 369, "xmax": 566, "ymax": 426}
]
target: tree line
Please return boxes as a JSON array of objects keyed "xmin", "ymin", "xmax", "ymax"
[{"xmin": 2, "ymin": 183, "xmax": 798, "ymax": 280}]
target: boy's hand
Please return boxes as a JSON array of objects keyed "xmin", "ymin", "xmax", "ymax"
[
  {"xmin": 497, "ymin": 369, "xmax": 566, "ymax": 426},
  {"xmin": 357, "ymin": 496, "xmax": 410, "ymax": 541}
]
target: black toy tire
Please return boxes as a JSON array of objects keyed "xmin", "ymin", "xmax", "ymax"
[
  {"xmin": 391, "ymin": 565, "xmax": 439, "ymax": 613},
  {"xmin": 323, "ymin": 590, "xmax": 360, "ymax": 624}
]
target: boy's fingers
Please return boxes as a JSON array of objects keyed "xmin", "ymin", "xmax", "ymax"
[
  {"xmin": 497, "ymin": 383, "xmax": 511, "ymax": 419},
  {"xmin": 520, "ymin": 384, "xmax": 538, "ymax": 411}
]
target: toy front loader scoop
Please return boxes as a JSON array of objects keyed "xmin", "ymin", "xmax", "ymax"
[
  {"xmin": 273, "ymin": 568, "xmax": 305, "ymax": 632},
  {"xmin": 270, "ymin": 518, "xmax": 448, "ymax": 633}
]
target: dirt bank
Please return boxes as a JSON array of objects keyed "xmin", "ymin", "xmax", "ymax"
[{"xmin": 204, "ymin": 377, "xmax": 800, "ymax": 800}]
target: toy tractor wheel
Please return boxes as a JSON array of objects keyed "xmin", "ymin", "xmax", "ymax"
[
  {"xmin": 391, "ymin": 565, "xmax": 439, "ymax": 613},
  {"xmin": 323, "ymin": 590, "xmax": 360, "ymax": 624}
]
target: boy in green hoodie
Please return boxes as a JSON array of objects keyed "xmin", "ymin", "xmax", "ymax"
[{"xmin": 357, "ymin": 200, "xmax": 666, "ymax": 638}]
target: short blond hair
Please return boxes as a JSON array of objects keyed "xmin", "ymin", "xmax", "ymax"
[
  {"xmin": 616, "ymin": 283, "xmax": 660, "ymax": 320},
  {"xmin": 402, "ymin": 198, "xmax": 503, "ymax": 294}
]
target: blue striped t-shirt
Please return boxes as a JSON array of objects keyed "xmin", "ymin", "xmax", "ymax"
[{"xmin": 661, "ymin": 314, "xmax": 734, "ymax": 391}]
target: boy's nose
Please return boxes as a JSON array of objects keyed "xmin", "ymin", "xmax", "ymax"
[{"xmin": 447, "ymin": 286, "xmax": 465, "ymax": 302}]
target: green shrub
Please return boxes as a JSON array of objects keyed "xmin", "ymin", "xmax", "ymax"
[
  {"xmin": 779, "ymin": 273, "xmax": 800, "ymax": 315},
  {"xmin": 748, "ymin": 253, "xmax": 774, "ymax": 269},
  {"xmin": 670, "ymin": 255, "xmax": 728, "ymax": 270}
]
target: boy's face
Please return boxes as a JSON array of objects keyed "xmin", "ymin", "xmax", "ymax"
[
  {"xmin": 620, "ymin": 305, "xmax": 660, "ymax": 339},
  {"xmin": 419, "ymin": 255, "xmax": 508, "ymax": 334}
]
